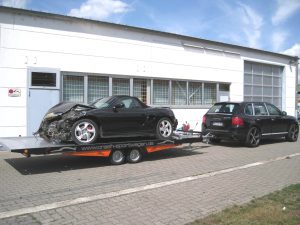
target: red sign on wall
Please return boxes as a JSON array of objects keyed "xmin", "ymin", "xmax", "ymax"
[{"xmin": 8, "ymin": 88, "xmax": 21, "ymax": 97}]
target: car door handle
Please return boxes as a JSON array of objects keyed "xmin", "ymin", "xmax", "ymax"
[{"xmin": 255, "ymin": 118, "xmax": 260, "ymax": 121}]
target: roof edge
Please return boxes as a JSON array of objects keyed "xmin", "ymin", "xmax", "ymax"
[{"xmin": 0, "ymin": 6, "xmax": 299, "ymax": 61}]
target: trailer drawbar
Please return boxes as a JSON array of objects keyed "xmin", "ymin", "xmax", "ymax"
[{"xmin": 0, "ymin": 131, "xmax": 203, "ymax": 165}]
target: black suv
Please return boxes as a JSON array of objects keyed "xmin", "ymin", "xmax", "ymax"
[{"xmin": 202, "ymin": 102, "xmax": 299, "ymax": 147}]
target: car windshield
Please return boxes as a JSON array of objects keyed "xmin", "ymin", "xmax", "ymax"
[
  {"xmin": 208, "ymin": 103, "xmax": 240, "ymax": 114},
  {"xmin": 89, "ymin": 97, "xmax": 113, "ymax": 109}
]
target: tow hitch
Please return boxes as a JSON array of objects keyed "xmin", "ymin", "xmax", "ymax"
[
  {"xmin": 201, "ymin": 132, "xmax": 215, "ymax": 144},
  {"xmin": 22, "ymin": 149, "xmax": 31, "ymax": 158}
]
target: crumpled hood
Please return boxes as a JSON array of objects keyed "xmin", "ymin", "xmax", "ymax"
[{"xmin": 46, "ymin": 102, "xmax": 95, "ymax": 114}]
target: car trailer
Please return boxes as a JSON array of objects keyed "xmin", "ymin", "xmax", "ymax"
[{"xmin": 0, "ymin": 132, "xmax": 204, "ymax": 165}]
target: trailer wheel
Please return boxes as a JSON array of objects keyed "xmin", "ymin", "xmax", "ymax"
[
  {"xmin": 156, "ymin": 118, "xmax": 173, "ymax": 140},
  {"xmin": 110, "ymin": 150, "xmax": 125, "ymax": 165},
  {"xmin": 126, "ymin": 149, "xmax": 143, "ymax": 163}
]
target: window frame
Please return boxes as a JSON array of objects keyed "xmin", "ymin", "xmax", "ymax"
[
  {"xmin": 61, "ymin": 72, "xmax": 229, "ymax": 108},
  {"xmin": 171, "ymin": 80, "xmax": 187, "ymax": 105},
  {"xmin": 152, "ymin": 79, "xmax": 170, "ymax": 105},
  {"xmin": 87, "ymin": 76, "xmax": 109, "ymax": 104},
  {"xmin": 28, "ymin": 68, "xmax": 60, "ymax": 89},
  {"xmin": 244, "ymin": 103, "xmax": 254, "ymax": 116},
  {"xmin": 253, "ymin": 103, "xmax": 269, "ymax": 116},
  {"xmin": 265, "ymin": 103, "xmax": 282, "ymax": 116},
  {"xmin": 243, "ymin": 61, "xmax": 283, "ymax": 109},
  {"xmin": 112, "ymin": 77, "xmax": 130, "ymax": 96},
  {"xmin": 62, "ymin": 74, "xmax": 85, "ymax": 103}
]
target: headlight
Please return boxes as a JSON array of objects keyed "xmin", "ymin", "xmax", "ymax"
[{"xmin": 44, "ymin": 112, "xmax": 62, "ymax": 120}]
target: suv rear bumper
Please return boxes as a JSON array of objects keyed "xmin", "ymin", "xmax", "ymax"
[{"xmin": 202, "ymin": 127, "xmax": 247, "ymax": 141}]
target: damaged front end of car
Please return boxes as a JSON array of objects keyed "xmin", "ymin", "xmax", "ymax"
[{"xmin": 34, "ymin": 103, "xmax": 95, "ymax": 143}]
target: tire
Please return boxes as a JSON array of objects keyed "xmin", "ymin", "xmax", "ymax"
[
  {"xmin": 71, "ymin": 119, "xmax": 99, "ymax": 145},
  {"xmin": 110, "ymin": 150, "xmax": 125, "ymax": 165},
  {"xmin": 126, "ymin": 149, "xmax": 143, "ymax": 163},
  {"xmin": 286, "ymin": 124, "xmax": 299, "ymax": 142},
  {"xmin": 156, "ymin": 118, "xmax": 173, "ymax": 140},
  {"xmin": 245, "ymin": 127, "xmax": 261, "ymax": 147}
]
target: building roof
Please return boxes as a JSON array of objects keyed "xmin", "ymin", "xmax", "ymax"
[{"xmin": 0, "ymin": 6, "xmax": 299, "ymax": 62}]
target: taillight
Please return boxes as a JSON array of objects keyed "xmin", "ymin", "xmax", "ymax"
[
  {"xmin": 232, "ymin": 116, "xmax": 244, "ymax": 126},
  {"xmin": 202, "ymin": 115, "xmax": 207, "ymax": 124}
]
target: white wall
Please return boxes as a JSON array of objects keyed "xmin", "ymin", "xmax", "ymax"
[
  {"xmin": 284, "ymin": 65, "xmax": 297, "ymax": 116},
  {"xmin": 0, "ymin": 9, "xmax": 297, "ymax": 137}
]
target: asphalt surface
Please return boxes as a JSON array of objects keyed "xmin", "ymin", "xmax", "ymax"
[{"xmin": 0, "ymin": 138, "xmax": 299, "ymax": 225}]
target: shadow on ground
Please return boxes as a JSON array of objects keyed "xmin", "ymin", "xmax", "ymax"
[
  {"xmin": 5, "ymin": 145, "xmax": 209, "ymax": 175},
  {"xmin": 209, "ymin": 138, "xmax": 287, "ymax": 148}
]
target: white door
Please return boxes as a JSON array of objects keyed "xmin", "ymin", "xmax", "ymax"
[{"xmin": 27, "ymin": 89, "xmax": 60, "ymax": 136}]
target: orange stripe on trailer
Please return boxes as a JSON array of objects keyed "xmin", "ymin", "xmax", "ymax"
[
  {"xmin": 146, "ymin": 144, "xmax": 178, "ymax": 153},
  {"xmin": 63, "ymin": 150, "xmax": 111, "ymax": 157}
]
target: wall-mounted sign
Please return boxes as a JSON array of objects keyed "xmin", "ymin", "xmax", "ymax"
[{"xmin": 8, "ymin": 88, "xmax": 21, "ymax": 97}]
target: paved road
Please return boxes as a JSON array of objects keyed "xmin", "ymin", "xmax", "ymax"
[{"xmin": 0, "ymin": 138, "xmax": 299, "ymax": 225}]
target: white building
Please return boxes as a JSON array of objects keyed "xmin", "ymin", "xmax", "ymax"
[{"xmin": 0, "ymin": 6, "xmax": 298, "ymax": 137}]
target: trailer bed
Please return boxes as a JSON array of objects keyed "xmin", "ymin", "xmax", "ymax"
[
  {"xmin": 0, "ymin": 136, "xmax": 76, "ymax": 154},
  {"xmin": 0, "ymin": 132, "xmax": 203, "ymax": 156}
]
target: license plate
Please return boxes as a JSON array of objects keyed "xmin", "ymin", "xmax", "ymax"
[{"xmin": 212, "ymin": 122, "xmax": 223, "ymax": 126}]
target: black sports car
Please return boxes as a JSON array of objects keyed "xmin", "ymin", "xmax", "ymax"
[
  {"xmin": 35, "ymin": 96, "xmax": 178, "ymax": 144},
  {"xmin": 202, "ymin": 102, "xmax": 299, "ymax": 147}
]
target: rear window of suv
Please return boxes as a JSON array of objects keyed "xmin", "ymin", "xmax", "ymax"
[{"xmin": 208, "ymin": 103, "xmax": 240, "ymax": 114}]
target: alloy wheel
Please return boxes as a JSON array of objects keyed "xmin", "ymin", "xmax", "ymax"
[
  {"xmin": 248, "ymin": 127, "xmax": 260, "ymax": 146},
  {"xmin": 159, "ymin": 120, "xmax": 172, "ymax": 138},
  {"xmin": 74, "ymin": 122, "xmax": 96, "ymax": 143},
  {"xmin": 289, "ymin": 124, "xmax": 299, "ymax": 141}
]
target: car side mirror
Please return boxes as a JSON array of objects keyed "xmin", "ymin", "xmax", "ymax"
[
  {"xmin": 281, "ymin": 111, "xmax": 287, "ymax": 116},
  {"xmin": 113, "ymin": 103, "xmax": 124, "ymax": 112}
]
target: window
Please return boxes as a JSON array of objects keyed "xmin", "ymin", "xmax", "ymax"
[
  {"xmin": 112, "ymin": 78, "xmax": 130, "ymax": 95},
  {"xmin": 61, "ymin": 72, "xmax": 228, "ymax": 107},
  {"xmin": 266, "ymin": 104, "xmax": 281, "ymax": 116},
  {"xmin": 245, "ymin": 104, "xmax": 253, "ymax": 115},
  {"xmin": 244, "ymin": 62, "xmax": 283, "ymax": 109},
  {"xmin": 219, "ymin": 84, "xmax": 230, "ymax": 92},
  {"xmin": 204, "ymin": 83, "xmax": 216, "ymax": 105},
  {"xmin": 253, "ymin": 103, "xmax": 268, "ymax": 116},
  {"xmin": 31, "ymin": 72, "xmax": 56, "ymax": 87},
  {"xmin": 188, "ymin": 82, "xmax": 202, "ymax": 105},
  {"xmin": 63, "ymin": 75, "xmax": 84, "ymax": 102},
  {"xmin": 133, "ymin": 79, "xmax": 147, "ymax": 104},
  {"xmin": 172, "ymin": 81, "xmax": 187, "ymax": 105},
  {"xmin": 119, "ymin": 97, "xmax": 143, "ymax": 109},
  {"xmin": 208, "ymin": 103, "xmax": 239, "ymax": 114},
  {"xmin": 91, "ymin": 97, "xmax": 111, "ymax": 109},
  {"xmin": 153, "ymin": 80, "xmax": 169, "ymax": 105},
  {"xmin": 88, "ymin": 76, "xmax": 109, "ymax": 103}
]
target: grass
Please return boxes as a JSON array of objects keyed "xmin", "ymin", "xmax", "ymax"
[{"xmin": 187, "ymin": 183, "xmax": 300, "ymax": 225}]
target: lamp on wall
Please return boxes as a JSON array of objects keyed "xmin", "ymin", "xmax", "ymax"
[{"xmin": 288, "ymin": 59, "xmax": 299, "ymax": 72}]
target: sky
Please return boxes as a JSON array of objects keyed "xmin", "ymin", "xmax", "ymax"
[{"xmin": 1, "ymin": 0, "xmax": 300, "ymax": 79}]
